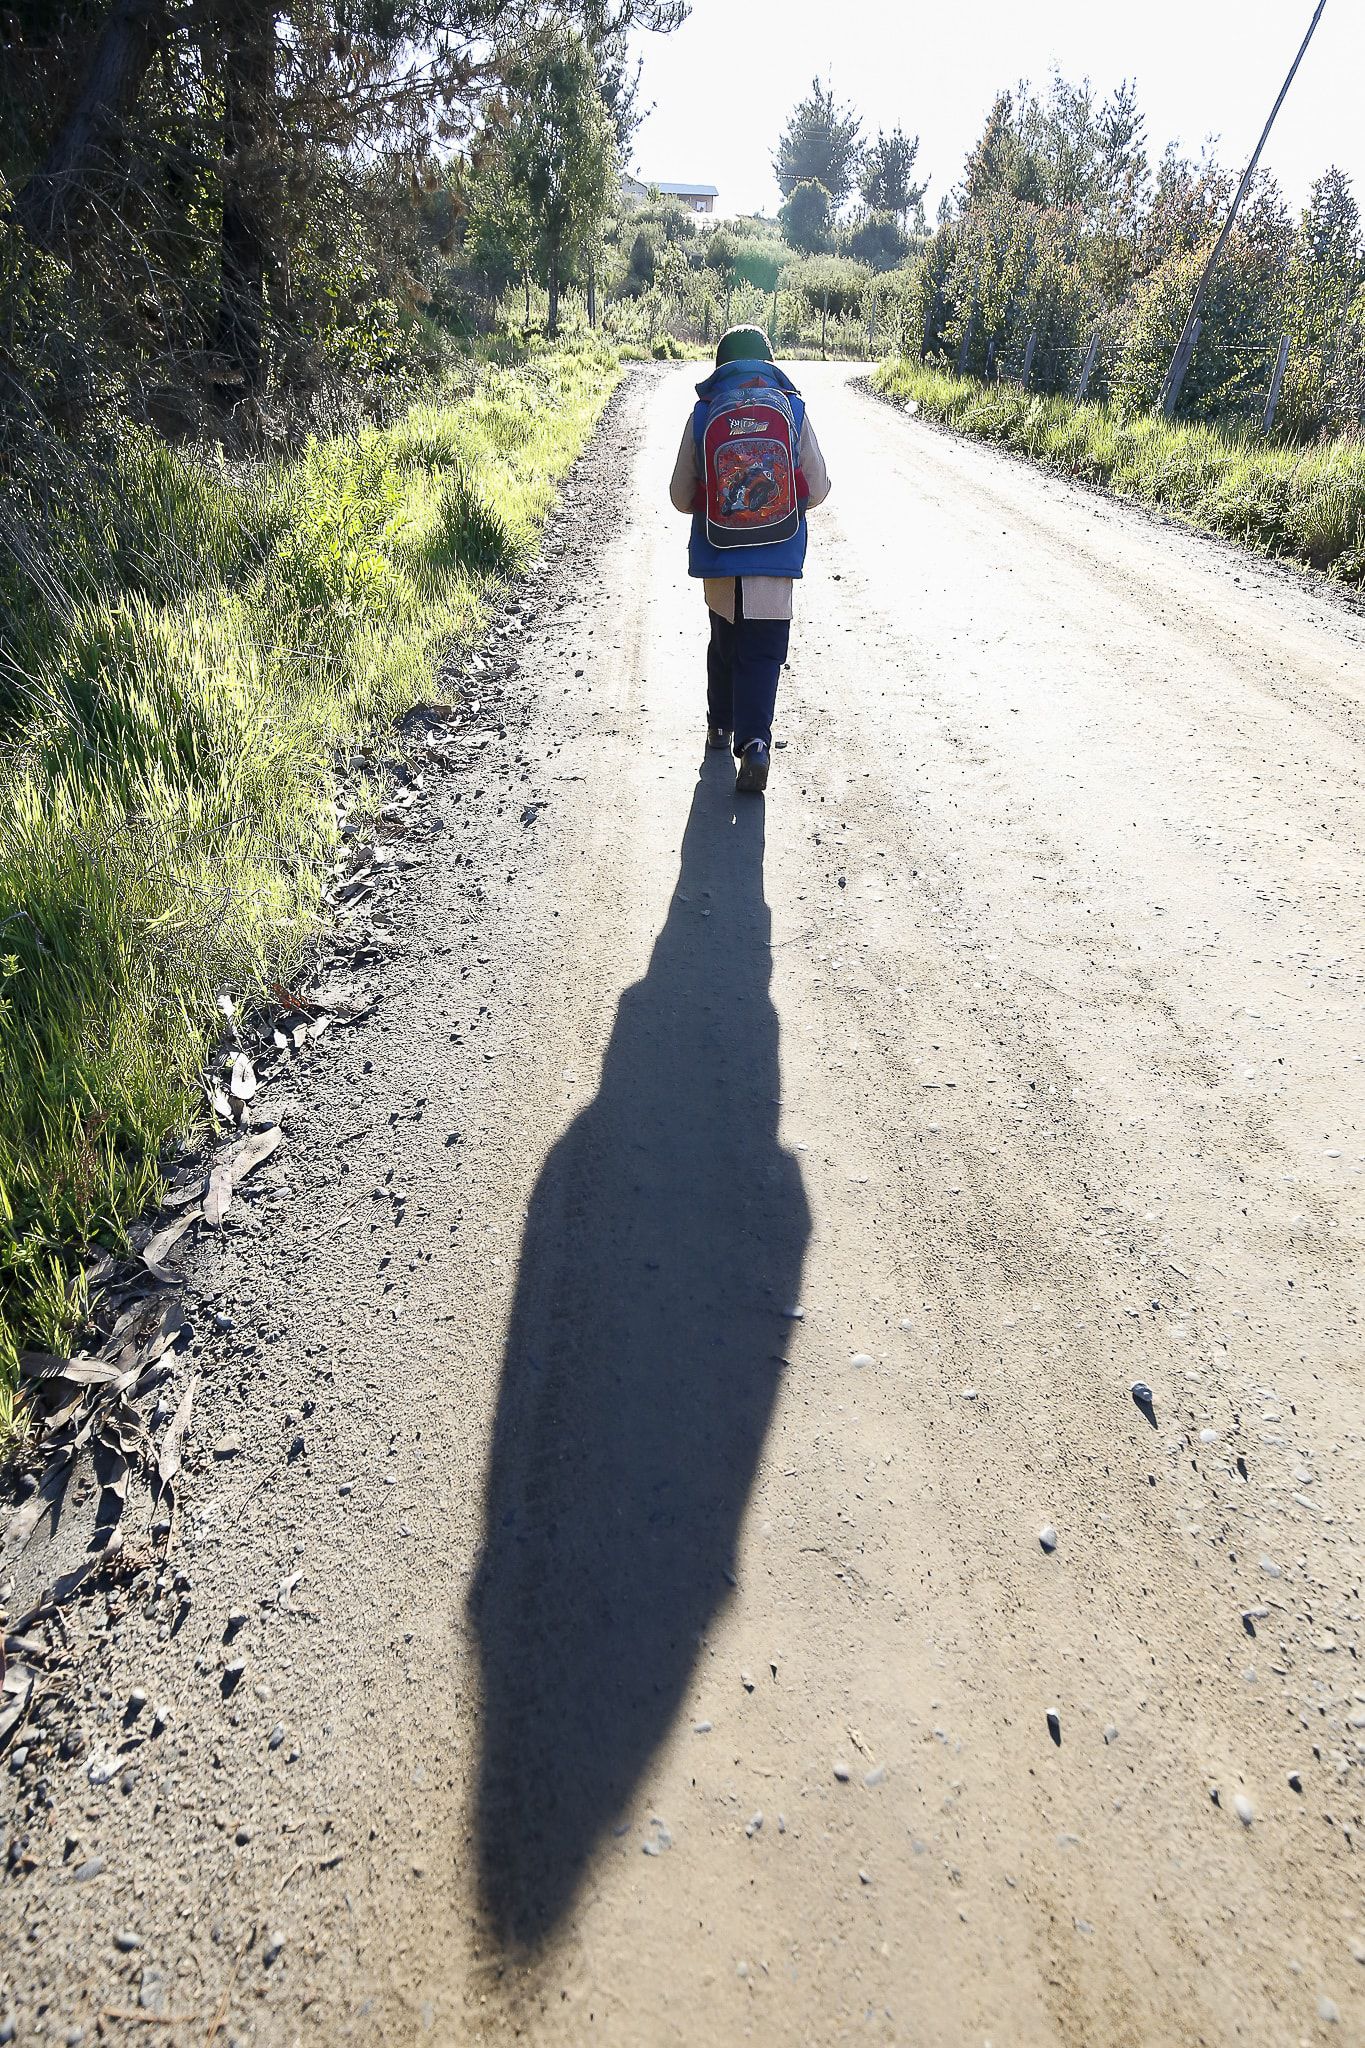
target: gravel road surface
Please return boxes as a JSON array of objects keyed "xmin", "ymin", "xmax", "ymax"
[{"xmin": 6, "ymin": 363, "xmax": 1365, "ymax": 2046}]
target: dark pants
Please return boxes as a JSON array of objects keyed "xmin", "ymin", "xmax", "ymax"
[{"xmin": 706, "ymin": 583, "xmax": 790, "ymax": 752}]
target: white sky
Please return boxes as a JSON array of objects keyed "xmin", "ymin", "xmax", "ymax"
[{"xmin": 627, "ymin": 0, "xmax": 1362, "ymax": 220}]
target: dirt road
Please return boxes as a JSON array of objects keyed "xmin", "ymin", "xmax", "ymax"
[{"xmin": 9, "ymin": 363, "xmax": 1365, "ymax": 2045}]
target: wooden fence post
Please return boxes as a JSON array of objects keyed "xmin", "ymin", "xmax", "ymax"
[
  {"xmin": 922, "ymin": 285, "xmax": 943, "ymax": 360},
  {"xmin": 956, "ymin": 313, "xmax": 975, "ymax": 374},
  {"xmin": 985, "ymin": 337, "xmax": 995, "ymax": 381},
  {"xmin": 1262, "ymin": 333, "xmax": 1291, "ymax": 435},
  {"xmin": 1077, "ymin": 332, "xmax": 1100, "ymax": 399},
  {"xmin": 1021, "ymin": 327, "xmax": 1038, "ymax": 387},
  {"xmin": 1159, "ymin": 317, "xmax": 1201, "ymax": 415}
]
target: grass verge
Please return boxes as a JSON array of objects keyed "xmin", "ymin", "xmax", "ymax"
[
  {"xmin": 0, "ymin": 336, "xmax": 621, "ymax": 1416},
  {"xmin": 870, "ymin": 360, "xmax": 1365, "ymax": 584}
]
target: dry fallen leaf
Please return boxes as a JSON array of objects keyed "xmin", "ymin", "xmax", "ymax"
[
  {"xmin": 0, "ymin": 1662, "xmax": 36, "ymax": 1747},
  {"xmin": 203, "ymin": 1159, "xmax": 234, "ymax": 1229},
  {"xmin": 3, "ymin": 1464, "xmax": 70, "ymax": 1561},
  {"xmin": 155, "ymin": 1373, "xmax": 200, "ymax": 1497},
  {"xmin": 230, "ymin": 1124, "xmax": 282, "ymax": 1183},
  {"xmin": 143, "ymin": 1208, "xmax": 200, "ymax": 1282}
]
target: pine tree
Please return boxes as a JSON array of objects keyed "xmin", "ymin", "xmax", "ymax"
[
  {"xmin": 859, "ymin": 127, "xmax": 927, "ymax": 230},
  {"xmin": 773, "ymin": 80, "xmax": 862, "ymax": 209}
]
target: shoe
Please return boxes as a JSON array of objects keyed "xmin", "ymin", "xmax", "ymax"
[
  {"xmin": 735, "ymin": 738, "xmax": 770, "ymax": 793},
  {"xmin": 706, "ymin": 723, "xmax": 732, "ymax": 751}
]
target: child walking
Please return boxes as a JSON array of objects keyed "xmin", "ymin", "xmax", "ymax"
[{"xmin": 669, "ymin": 326, "xmax": 830, "ymax": 793}]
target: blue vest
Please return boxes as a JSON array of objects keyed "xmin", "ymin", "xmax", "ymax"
[{"xmin": 688, "ymin": 360, "xmax": 809, "ymax": 582}]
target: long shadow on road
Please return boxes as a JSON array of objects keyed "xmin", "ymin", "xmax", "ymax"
[{"xmin": 469, "ymin": 752, "xmax": 810, "ymax": 1949}]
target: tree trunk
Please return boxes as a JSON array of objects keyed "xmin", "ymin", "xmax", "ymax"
[
  {"xmin": 212, "ymin": 0, "xmax": 274, "ymax": 407},
  {"xmin": 547, "ymin": 239, "xmax": 560, "ymax": 338},
  {"xmin": 524, "ymin": 268, "xmax": 531, "ymax": 329},
  {"xmin": 586, "ymin": 257, "xmax": 597, "ymax": 330},
  {"xmin": 821, "ymin": 289, "xmax": 828, "ymax": 360},
  {"xmin": 16, "ymin": 0, "xmax": 168, "ymax": 250}
]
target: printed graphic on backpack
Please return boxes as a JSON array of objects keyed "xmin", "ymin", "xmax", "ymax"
[{"xmin": 702, "ymin": 391, "xmax": 802, "ymax": 550}]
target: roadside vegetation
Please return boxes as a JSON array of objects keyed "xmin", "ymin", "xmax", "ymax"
[
  {"xmin": 0, "ymin": 336, "xmax": 618, "ymax": 1411},
  {"xmin": 871, "ymin": 360, "xmax": 1365, "ymax": 581},
  {"xmin": 0, "ymin": 0, "xmax": 669, "ymax": 1411}
]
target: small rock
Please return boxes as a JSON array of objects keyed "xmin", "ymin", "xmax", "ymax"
[
  {"xmin": 1046, "ymin": 1710, "xmax": 1061, "ymax": 1746},
  {"xmin": 1287, "ymin": 1771, "xmax": 1303, "ymax": 1793},
  {"xmin": 213, "ymin": 1311, "xmax": 235, "ymax": 1332},
  {"xmin": 1318, "ymin": 1996, "xmax": 1339, "ymax": 2024},
  {"xmin": 268, "ymin": 1724, "xmax": 285, "ymax": 1751},
  {"xmin": 833, "ymin": 1760, "xmax": 851, "ymax": 1782},
  {"xmin": 693, "ymin": 1720, "xmax": 712, "ymax": 1734},
  {"xmin": 338, "ymin": 1482, "xmax": 353, "ymax": 1498},
  {"xmin": 745, "ymin": 1812, "xmax": 763, "ymax": 1837},
  {"xmin": 262, "ymin": 1934, "xmax": 285, "ymax": 1967},
  {"xmin": 782, "ymin": 1306, "xmax": 805, "ymax": 1321},
  {"xmin": 73, "ymin": 1855, "xmax": 105, "ymax": 1881},
  {"xmin": 1039, "ymin": 1524, "xmax": 1058, "ymax": 1553},
  {"xmin": 113, "ymin": 1930, "xmax": 143, "ymax": 1951},
  {"xmin": 139, "ymin": 1966, "xmax": 168, "ymax": 2015},
  {"xmin": 0, "ymin": 2018, "xmax": 15, "ymax": 2044},
  {"xmin": 234, "ymin": 1825, "xmax": 253, "ymax": 1847},
  {"xmin": 859, "ymin": 1868, "xmax": 872, "ymax": 1885},
  {"xmin": 1233, "ymin": 1793, "xmax": 1254, "ymax": 1826},
  {"xmin": 863, "ymin": 1764, "xmax": 887, "ymax": 1787},
  {"xmin": 1259, "ymin": 1556, "xmax": 1282, "ymax": 1579},
  {"xmin": 212, "ymin": 1435, "xmax": 241, "ymax": 1460},
  {"xmin": 850, "ymin": 1353, "xmax": 874, "ymax": 1370},
  {"xmin": 1130, "ymin": 1381, "xmax": 1155, "ymax": 1418},
  {"xmin": 740, "ymin": 1671, "xmax": 755, "ymax": 1692},
  {"xmin": 1103, "ymin": 1725, "xmax": 1119, "ymax": 1745}
]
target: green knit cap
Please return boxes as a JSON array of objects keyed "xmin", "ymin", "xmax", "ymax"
[{"xmin": 715, "ymin": 325, "xmax": 774, "ymax": 366}]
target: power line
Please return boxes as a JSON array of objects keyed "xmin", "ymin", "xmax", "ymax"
[{"xmin": 1158, "ymin": 0, "xmax": 1328, "ymax": 419}]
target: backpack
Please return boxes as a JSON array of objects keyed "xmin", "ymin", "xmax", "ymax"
[{"xmin": 697, "ymin": 379, "xmax": 803, "ymax": 552}]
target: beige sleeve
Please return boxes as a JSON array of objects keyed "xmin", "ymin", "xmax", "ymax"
[
  {"xmin": 799, "ymin": 417, "xmax": 831, "ymax": 507},
  {"xmin": 669, "ymin": 418, "xmax": 699, "ymax": 513}
]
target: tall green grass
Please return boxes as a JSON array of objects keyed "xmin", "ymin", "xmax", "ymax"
[
  {"xmin": 0, "ymin": 337, "xmax": 621, "ymax": 1413},
  {"xmin": 870, "ymin": 361, "xmax": 1365, "ymax": 583}
]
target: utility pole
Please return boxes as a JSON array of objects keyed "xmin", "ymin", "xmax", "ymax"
[{"xmin": 1158, "ymin": 0, "xmax": 1327, "ymax": 419}]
